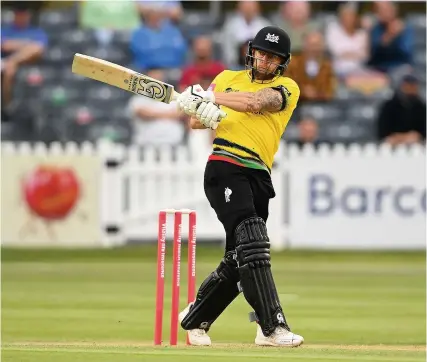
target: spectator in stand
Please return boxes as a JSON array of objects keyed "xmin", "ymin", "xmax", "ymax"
[
  {"xmin": 127, "ymin": 69, "xmax": 185, "ymax": 146},
  {"xmin": 1, "ymin": 7, "xmax": 47, "ymax": 111},
  {"xmin": 179, "ymin": 36, "xmax": 225, "ymax": 91},
  {"xmin": 272, "ymin": 1, "xmax": 320, "ymax": 55},
  {"xmin": 130, "ymin": 5, "xmax": 187, "ymax": 71},
  {"xmin": 222, "ymin": 1, "xmax": 270, "ymax": 67},
  {"xmin": 367, "ymin": 2, "xmax": 413, "ymax": 74},
  {"xmin": 136, "ymin": 0, "xmax": 183, "ymax": 24},
  {"xmin": 295, "ymin": 116, "xmax": 320, "ymax": 148},
  {"xmin": 286, "ymin": 31, "xmax": 335, "ymax": 102},
  {"xmin": 377, "ymin": 74, "xmax": 426, "ymax": 145},
  {"xmin": 325, "ymin": 2, "xmax": 368, "ymax": 79}
]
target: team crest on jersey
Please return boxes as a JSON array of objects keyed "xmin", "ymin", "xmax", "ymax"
[{"xmin": 265, "ymin": 33, "xmax": 279, "ymax": 43}]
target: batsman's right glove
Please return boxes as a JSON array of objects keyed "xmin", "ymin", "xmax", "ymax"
[{"xmin": 195, "ymin": 101, "xmax": 227, "ymax": 130}]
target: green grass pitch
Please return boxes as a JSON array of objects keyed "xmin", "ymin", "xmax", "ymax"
[{"xmin": 1, "ymin": 245, "xmax": 425, "ymax": 362}]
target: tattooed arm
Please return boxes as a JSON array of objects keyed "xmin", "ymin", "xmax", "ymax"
[{"xmin": 213, "ymin": 87, "xmax": 286, "ymax": 113}]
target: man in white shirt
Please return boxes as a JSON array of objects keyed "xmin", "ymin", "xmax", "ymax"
[
  {"xmin": 221, "ymin": 1, "xmax": 270, "ymax": 67},
  {"xmin": 127, "ymin": 69, "xmax": 185, "ymax": 146}
]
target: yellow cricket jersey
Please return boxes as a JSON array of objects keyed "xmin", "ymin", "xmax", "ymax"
[{"xmin": 208, "ymin": 70, "xmax": 300, "ymax": 173}]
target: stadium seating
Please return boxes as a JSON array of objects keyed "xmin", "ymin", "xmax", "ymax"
[{"xmin": 1, "ymin": 5, "xmax": 426, "ymax": 145}]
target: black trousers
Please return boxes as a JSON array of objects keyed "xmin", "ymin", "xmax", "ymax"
[{"xmin": 204, "ymin": 160, "xmax": 276, "ymax": 251}]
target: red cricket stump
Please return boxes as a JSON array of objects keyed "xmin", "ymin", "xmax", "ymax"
[
  {"xmin": 187, "ymin": 211, "xmax": 197, "ymax": 345},
  {"xmin": 170, "ymin": 212, "xmax": 182, "ymax": 345},
  {"xmin": 154, "ymin": 211, "xmax": 167, "ymax": 345},
  {"xmin": 154, "ymin": 209, "xmax": 197, "ymax": 346}
]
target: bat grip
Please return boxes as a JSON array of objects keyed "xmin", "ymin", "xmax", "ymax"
[{"xmin": 171, "ymin": 91, "xmax": 180, "ymax": 102}]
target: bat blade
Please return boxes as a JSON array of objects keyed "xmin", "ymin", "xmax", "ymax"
[{"xmin": 71, "ymin": 53, "xmax": 178, "ymax": 103}]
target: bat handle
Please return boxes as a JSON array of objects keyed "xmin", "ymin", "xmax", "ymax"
[{"xmin": 171, "ymin": 91, "xmax": 180, "ymax": 102}]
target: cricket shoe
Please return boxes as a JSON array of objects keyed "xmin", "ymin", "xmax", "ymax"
[
  {"xmin": 255, "ymin": 324, "xmax": 304, "ymax": 347},
  {"xmin": 178, "ymin": 303, "xmax": 212, "ymax": 346}
]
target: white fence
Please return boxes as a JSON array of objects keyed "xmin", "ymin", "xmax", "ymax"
[{"xmin": 1, "ymin": 134, "xmax": 426, "ymax": 250}]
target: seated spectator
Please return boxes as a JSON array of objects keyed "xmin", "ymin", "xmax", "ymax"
[
  {"xmin": 1, "ymin": 7, "xmax": 47, "ymax": 110},
  {"xmin": 130, "ymin": 5, "xmax": 187, "ymax": 71},
  {"xmin": 136, "ymin": 0, "xmax": 183, "ymax": 24},
  {"xmin": 222, "ymin": 1, "xmax": 270, "ymax": 67},
  {"xmin": 127, "ymin": 69, "xmax": 185, "ymax": 146},
  {"xmin": 179, "ymin": 36, "xmax": 225, "ymax": 91},
  {"xmin": 367, "ymin": 2, "xmax": 413, "ymax": 74},
  {"xmin": 295, "ymin": 116, "xmax": 320, "ymax": 148},
  {"xmin": 325, "ymin": 2, "xmax": 368, "ymax": 78},
  {"xmin": 377, "ymin": 74, "xmax": 426, "ymax": 145},
  {"xmin": 286, "ymin": 32, "xmax": 335, "ymax": 102},
  {"xmin": 272, "ymin": 1, "xmax": 320, "ymax": 54}
]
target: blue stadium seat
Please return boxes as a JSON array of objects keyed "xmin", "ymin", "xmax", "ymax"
[
  {"xmin": 335, "ymin": 86, "xmax": 352, "ymax": 101},
  {"xmin": 82, "ymin": 46, "xmax": 129, "ymax": 66},
  {"xmin": 61, "ymin": 65, "xmax": 95, "ymax": 94},
  {"xmin": 14, "ymin": 66, "xmax": 59, "ymax": 103},
  {"xmin": 320, "ymin": 120, "xmax": 376, "ymax": 144},
  {"xmin": 346, "ymin": 102, "xmax": 378, "ymax": 124},
  {"xmin": 1, "ymin": 123, "xmax": 16, "ymax": 141},
  {"xmin": 40, "ymin": 85, "xmax": 83, "ymax": 110},
  {"xmin": 85, "ymin": 84, "xmax": 130, "ymax": 110},
  {"xmin": 300, "ymin": 102, "xmax": 345, "ymax": 121},
  {"xmin": 112, "ymin": 30, "xmax": 133, "ymax": 47},
  {"xmin": 414, "ymin": 50, "xmax": 426, "ymax": 66},
  {"xmin": 17, "ymin": 65, "xmax": 58, "ymax": 85},
  {"xmin": 179, "ymin": 11, "xmax": 217, "ymax": 40},
  {"xmin": 414, "ymin": 27, "xmax": 426, "ymax": 46},
  {"xmin": 347, "ymin": 101, "xmax": 378, "ymax": 119},
  {"xmin": 87, "ymin": 123, "xmax": 131, "ymax": 144},
  {"xmin": 414, "ymin": 65, "xmax": 427, "ymax": 84},
  {"xmin": 164, "ymin": 68, "xmax": 183, "ymax": 87},
  {"xmin": 43, "ymin": 46, "xmax": 74, "ymax": 66},
  {"xmin": 62, "ymin": 29, "xmax": 98, "ymax": 53},
  {"xmin": 347, "ymin": 87, "xmax": 393, "ymax": 102},
  {"xmin": 281, "ymin": 123, "xmax": 299, "ymax": 142},
  {"xmin": 39, "ymin": 9, "xmax": 77, "ymax": 31},
  {"xmin": 406, "ymin": 14, "xmax": 426, "ymax": 29}
]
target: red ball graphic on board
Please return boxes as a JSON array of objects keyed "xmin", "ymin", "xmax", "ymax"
[{"xmin": 22, "ymin": 165, "xmax": 81, "ymax": 220}]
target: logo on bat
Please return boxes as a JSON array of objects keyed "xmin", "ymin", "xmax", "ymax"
[{"xmin": 128, "ymin": 74, "xmax": 166, "ymax": 101}]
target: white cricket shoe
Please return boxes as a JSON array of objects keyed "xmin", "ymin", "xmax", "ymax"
[
  {"xmin": 178, "ymin": 303, "xmax": 212, "ymax": 346},
  {"xmin": 255, "ymin": 324, "xmax": 304, "ymax": 347}
]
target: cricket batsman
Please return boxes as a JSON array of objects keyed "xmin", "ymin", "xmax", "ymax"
[{"xmin": 175, "ymin": 26, "xmax": 304, "ymax": 347}]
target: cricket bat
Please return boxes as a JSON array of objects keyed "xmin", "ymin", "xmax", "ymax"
[
  {"xmin": 71, "ymin": 53, "xmax": 225, "ymax": 128},
  {"xmin": 72, "ymin": 53, "xmax": 178, "ymax": 103}
]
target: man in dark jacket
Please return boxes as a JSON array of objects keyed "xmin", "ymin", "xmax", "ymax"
[{"xmin": 377, "ymin": 74, "xmax": 426, "ymax": 145}]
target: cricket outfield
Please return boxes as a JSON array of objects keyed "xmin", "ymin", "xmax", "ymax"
[{"xmin": 2, "ymin": 245, "xmax": 425, "ymax": 362}]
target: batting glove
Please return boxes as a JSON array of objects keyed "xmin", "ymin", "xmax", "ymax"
[
  {"xmin": 176, "ymin": 84, "xmax": 215, "ymax": 116},
  {"xmin": 195, "ymin": 101, "xmax": 226, "ymax": 130}
]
